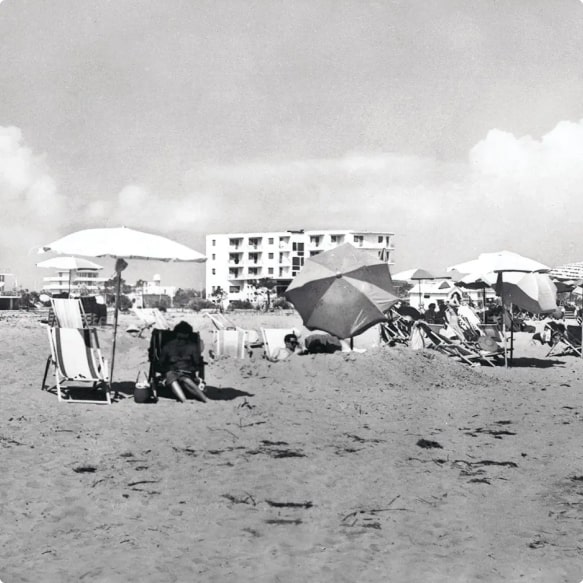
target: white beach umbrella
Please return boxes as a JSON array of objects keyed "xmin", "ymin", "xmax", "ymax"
[
  {"xmin": 447, "ymin": 250, "xmax": 549, "ymax": 274},
  {"xmin": 496, "ymin": 272, "xmax": 557, "ymax": 315},
  {"xmin": 39, "ymin": 227, "xmax": 205, "ymax": 262},
  {"xmin": 40, "ymin": 227, "xmax": 206, "ymax": 385}
]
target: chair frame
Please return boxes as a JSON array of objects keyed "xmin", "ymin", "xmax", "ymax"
[
  {"xmin": 42, "ymin": 326, "xmax": 111, "ymax": 404},
  {"xmin": 147, "ymin": 328, "xmax": 206, "ymax": 399}
]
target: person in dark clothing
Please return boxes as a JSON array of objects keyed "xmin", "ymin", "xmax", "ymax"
[
  {"xmin": 424, "ymin": 303, "xmax": 437, "ymax": 323},
  {"xmin": 160, "ymin": 321, "xmax": 206, "ymax": 403}
]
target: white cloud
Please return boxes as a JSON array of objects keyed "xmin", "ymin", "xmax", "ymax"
[
  {"xmin": 5, "ymin": 118, "xmax": 583, "ymax": 286},
  {"xmin": 0, "ymin": 126, "xmax": 66, "ymax": 259},
  {"xmin": 86, "ymin": 119, "xmax": 583, "ymax": 270}
]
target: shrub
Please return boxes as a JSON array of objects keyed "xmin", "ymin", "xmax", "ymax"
[
  {"xmin": 228, "ymin": 299, "xmax": 254, "ymax": 310},
  {"xmin": 188, "ymin": 297, "xmax": 216, "ymax": 312},
  {"xmin": 272, "ymin": 297, "xmax": 292, "ymax": 310}
]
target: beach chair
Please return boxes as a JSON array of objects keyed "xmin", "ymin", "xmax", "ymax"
[
  {"xmin": 214, "ymin": 329, "xmax": 247, "ymax": 358},
  {"xmin": 132, "ymin": 308, "xmax": 171, "ymax": 336},
  {"xmin": 42, "ymin": 326, "xmax": 111, "ymax": 404},
  {"xmin": 49, "ymin": 298, "xmax": 90, "ymax": 328},
  {"xmin": 380, "ymin": 309, "xmax": 412, "ymax": 346},
  {"xmin": 205, "ymin": 312, "xmax": 262, "ymax": 348},
  {"xmin": 261, "ymin": 328, "xmax": 299, "ymax": 361},
  {"xmin": 543, "ymin": 321, "xmax": 582, "ymax": 357},
  {"xmin": 147, "ymin": 328, "xmax": 206, "ymax": 399},
  {"xmin": 420, "ymin": 323, "xmax": 501, "ymax": 367}
]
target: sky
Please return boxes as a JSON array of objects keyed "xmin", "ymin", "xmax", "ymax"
[{"xmin": 2, "ymin": 0, "xmax": 583, "ymax": 290}]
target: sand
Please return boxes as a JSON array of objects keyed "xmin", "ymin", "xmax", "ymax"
[{"xmin": 2, "ymin": 310, "xmax": 583, "ymax": 583}]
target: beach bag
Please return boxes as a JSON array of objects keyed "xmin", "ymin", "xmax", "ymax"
[
  {"xmin": 134, "ymin": 371, "xmax": 153, "ymax": 403},
  {"xmin": 305, "ymin": 333, "xmax": 342, "ymax": 354}
]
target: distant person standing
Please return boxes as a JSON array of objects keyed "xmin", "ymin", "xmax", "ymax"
[{"xmin": 424, "ymin": 303, "xmax": 437, "ymax": 323}]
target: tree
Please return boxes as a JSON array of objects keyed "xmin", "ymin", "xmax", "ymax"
[
  {"xmin": 252, "ymin": 278, "xmax": 278, "ymax": 311},
  {"xmin": 210, "ymin": 286, "xmax": 228, "ymax": 312},
  {"xmin": 173, "ymin": 288, "xmax": 200, "ymax": 308}
]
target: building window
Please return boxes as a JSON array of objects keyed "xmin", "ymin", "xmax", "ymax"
[
  {"xmin": 268, "ymin": 253, "xmax": 274, "ymax": 260},
  {"xmin": 268, "ymin": 267, "xmax": 274, "ymax": 275},
  {"xmin": 268, "ymin": 238, "xmax": 274, "ymax": 244},
  {"xmin": 310, "ymin": 250, "xmax": 321, "ymax": 257},
  {"xmin": 378, "ymin": 236, "xmax": 383, "ymax": 243},
  {"xmin": 353, "ymin": 235, "xmax": 364, "ymax": 245},
  {"xmin": 212, "ymin": 254, "xmax": 216, "ymax": 260},
  {"xmin": 229, "ymin": 286, "xmax": 240, "ymax": 293},
  {"xmin": 212, "ymin": 239, "xmax": 216, "ymax": 246},
  {"xmin": 310, "ymin": 235, "xmax": 321, "ymax": 245},
  {"xmin": 331, "ymin": 235, "xmax": 343, "ymax": 244},
  {"xmin": 212, "ymin": 268, "xmax": 216, "ymax": 275}
]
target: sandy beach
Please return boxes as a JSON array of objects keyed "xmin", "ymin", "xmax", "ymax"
[{"xmin": 1, "ymin": 311, "xmax": 583, "ymax": 582}]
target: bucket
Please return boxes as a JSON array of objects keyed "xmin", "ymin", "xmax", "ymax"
[{"xmin": 134, "ymin": 371, "xmax": 152, "ymax": 403}]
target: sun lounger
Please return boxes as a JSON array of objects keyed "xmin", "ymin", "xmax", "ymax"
[
  {"xmin": 42, "ymin": 326, "xmax": 111, "ymax": 404},
  {"xmin": 214, "ymin": 329, "xmax": 247, "ymax": 358},
  {"xmin": 205, "ymin": 312, "xmax": 262, "ymax": 348},
  {"xmin": 420, "ymin": 323, "xmax": 501, "ymax": 367},
  {"xmin": 132, "ymin": 308, "xmax": 170, "ymax": 336},
  {"xmin": 380, "ymin": 310, "xmax": 412, "ymax": 346},
  {"xmin": 543, "ymin": 321, "xmax": 582, "ymax": 357}
]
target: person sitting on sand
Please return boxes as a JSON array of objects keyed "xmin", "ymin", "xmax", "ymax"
[
  {"xmin": 160, "ymin": 321, "xmax": 207, "ymax": 403},
  {"xmin": 269, "ymin": 333, "xmax": 304, "ymax": 362}
]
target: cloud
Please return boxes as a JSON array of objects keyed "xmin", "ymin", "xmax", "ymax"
[
  {"xmin": 0, "ymin": 126, "xmax": 67, "ymax": 257},
  {"xmin": 78, "ymin": 118, "xmax": 583, "ymax": 271},
  {"xmin": 5, "ymin": 118, "xmax": 583, "ymax": 287}
]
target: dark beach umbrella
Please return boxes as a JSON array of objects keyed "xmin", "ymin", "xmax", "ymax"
[{"xmin": 285, "ymin": 243, "xmax": 399, "ymax": 339}]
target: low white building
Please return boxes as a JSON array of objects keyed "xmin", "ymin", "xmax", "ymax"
[
  {"xmin": 206, "ymin": 229, "xmax": 395, "ymax": 302},
  {"xmin": 407, "ymin": 280, "xmax": 496, "ymax": 310},
  {"xmin": 42, "ymin": 268, "xmax": 107, "ymax": 295}
]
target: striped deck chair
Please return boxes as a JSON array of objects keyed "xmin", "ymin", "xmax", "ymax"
[
  {"xmin": 42, "ymin": 327, "xmax": 111, "ymax": 404},
  {"xmin": 50, "ymin": 298, "xmax": 89, "ymax": 328},
  {"xmin": 214, "ymin": 329, "xmax": 247, "ymax": 358}
]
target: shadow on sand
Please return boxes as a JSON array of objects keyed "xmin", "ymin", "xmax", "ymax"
[
  {"xmin": 112, "ymin": 382, "xmax": 253, "ymax": 403},
  {"xmin": 507, "ymin": 357, "xmax": 567, "ymax": 368}
]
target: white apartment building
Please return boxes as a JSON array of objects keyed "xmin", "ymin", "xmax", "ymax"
[
  {"xmin": 205, "ymin": 229, "xmax": 395, "ymax": 302},
  {"xmin": 42, "ymin": 268, "xmax": 108, "ymax": 295}
]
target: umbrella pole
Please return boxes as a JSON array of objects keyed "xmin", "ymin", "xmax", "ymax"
[
  {"xmin": 502, "ymin": 305, "xmax": 508, "ymax": 368},
  {"xmin": 68, "ymin": 270, "xmax": 72, "ymax": 295},
  {"xmin": 110, "ymin": 274, "xmax": 121, "ymax": 398},
  {"xmin": 482, "ymin": 288, "xmax": 486, "ymax": 323},
  {"xmin": 510, "ymin": 303, "xmax": 514, "ymax": 367}
]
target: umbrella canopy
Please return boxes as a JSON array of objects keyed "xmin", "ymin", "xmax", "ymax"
[
  {"xmin": 40, "ymin": 227, "xmax": 206, "ymax": 262},
  {"xmin": 392, "ymin": 268, "xmax": 436, "ymax": 281},
  {"xmin": 447, "ymin": 250, "xmax": 549, "ymax": 274},
  {"xmin": 39, "ymin": 227, "xmax": 206, "ymax": 387},
  {"xmin": 37, "ymin": 256, "xmax": 104, "ymax": 271},
  {"xmin": 454, "ymin": 272, "xmax": 497, "ymax": 290},
  {"xmin": 285, "ymin": 243, "xmax": 399, "ymax": 339},
  {"xmin": 496, "ymin": 272, "xmax": 557, "ymax": 314}
]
